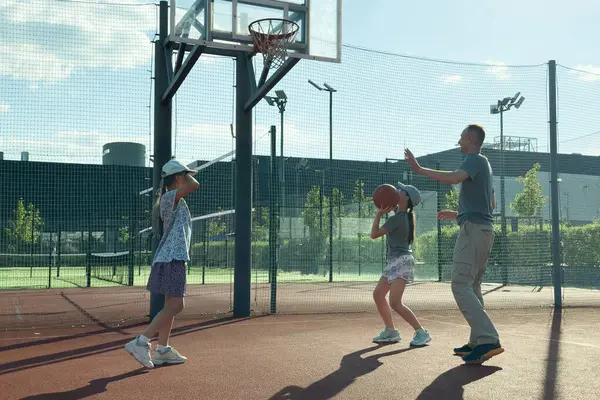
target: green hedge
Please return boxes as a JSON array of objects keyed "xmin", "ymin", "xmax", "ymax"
[{"xmin": 188, "ymin": 221, "xmax": 600, "ymax": 286}]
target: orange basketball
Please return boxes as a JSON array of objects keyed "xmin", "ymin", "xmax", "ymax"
[{"xmin": 372, "ymin": 184, "xmax": 400, "ymax": 209}]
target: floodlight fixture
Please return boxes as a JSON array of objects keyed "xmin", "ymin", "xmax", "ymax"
[
  {"xmin": 275, "ymin": 90, "xmax": 287, "ymax": 100},
  {"xmin": 323, "ymin": 83, "xmax": 337, "ymax": 92},
  {"xmin": 514, "ymin": 96, "xmax": 525, "ymax": 109},
  {"xmin": 264, "ymin": 95, "xmax": 276, "ymax": 106},
  {"xmin": 500, "ymin": 97, "xmax": 511, "ymax": 106},
  {"xmin": 308, "ymin": 79, "xmax": 323, "ymax": 91},
  {"xmin": 490, "ymin": 105, "xmax": 500, "ymax": 114},
  {"xmin": 510, "ymin": 92, "xmax": 521, "ymax": 104}
]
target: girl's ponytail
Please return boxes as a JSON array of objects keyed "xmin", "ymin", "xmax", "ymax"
[{"xmin": 407, "ymin": 201, "xmax": 416, "ymax": 245}]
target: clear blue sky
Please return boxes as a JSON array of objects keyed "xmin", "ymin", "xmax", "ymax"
[{"xmin": 0, "ymin": 0, "xmax": 599, "ymax": 168}]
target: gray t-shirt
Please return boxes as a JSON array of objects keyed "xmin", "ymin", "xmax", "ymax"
[
  {"xmin": 382, "ymin": 211, "xmax": 412, "ymax": 259},
  {"xmin": 457, "ymin": 152, "xmax": 494, "ymax": 227},
  {"xmin": 152, "ymin": 190, "xmax": 192, "ymax": 264}
]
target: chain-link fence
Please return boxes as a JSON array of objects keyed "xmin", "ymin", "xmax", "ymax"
[{"xmin": 1, "ymin": 1, "xmax": 599, "ymax": 329}]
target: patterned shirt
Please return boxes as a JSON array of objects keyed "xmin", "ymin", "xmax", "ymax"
[{"xmin": 152, "ymin": 190, "xmax": 192, "ymax": 265}]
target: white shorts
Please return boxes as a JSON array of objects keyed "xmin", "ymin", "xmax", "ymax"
[{"xmin": 382, "ymin": 254, "xmax": 415, "ymax": 284}]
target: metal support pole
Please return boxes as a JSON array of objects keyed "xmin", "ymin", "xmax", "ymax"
[
  {"xmin": 328, "ymin": 90, "xmax": 333, "ymax": 283},
  {"xmin": 548, "ymin": 60, "xmax": 562, "ymax": 308},
  {"xmin": 500, "ymin": 110, "xmax": 508, "ymax": 284},
  {"xmin": 149, "ymin": 0, "xmax": 172, "ymax": 320},
  {"xmin": 269, "ymin": 125, "xmax": 278, "ymax": 314},
  {"xmin": 436, "ymin": 162, "xmax": 443, "ymax": 282},
  {"xmin": 319, "ymin": 176, "xmax": 323, "ymax": 232},
  {"xmin": 233, "ymin": 53, "xmax": 253, "ymax": 318}
]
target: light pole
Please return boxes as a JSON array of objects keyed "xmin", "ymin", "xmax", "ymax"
[
  {"xmin": 490, "ymin": 92, "xmax": 525, "ymax": 284},
  {"xmin": 265, "ymin": 91, "xmax": 288, "ymax": 226},
  {"xmin": 308, "ymin": 80, "xmax": 336, "ymax": 283}
]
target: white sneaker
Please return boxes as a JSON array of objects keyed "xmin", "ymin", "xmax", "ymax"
[
  {"xmin": 410, "ymin": 328, "xmax": 432, "ymax": 347},
  {"xmin": 373, "ymin": 328, "xmax": 401, "ymax": 344},
  {"xmin": 125, "ymin": 337, "xmax": 154, "ymax": 369},
  {"xmin": 152, "ymin": 346, "xmax": 187, "ymax": 366}
]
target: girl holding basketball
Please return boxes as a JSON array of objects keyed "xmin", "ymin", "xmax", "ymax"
[
  {"xmin": 125, "ymin": 159, "xmax": 199, "ymax": 368},
  {"xmin": 370, "ymin": 182, "xmax": 431, "ymax": 346}
]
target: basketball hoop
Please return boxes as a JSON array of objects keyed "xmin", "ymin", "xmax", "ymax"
[{"xmin": 248, "ymin": 18, "xmax": 299, "ymax": 70}]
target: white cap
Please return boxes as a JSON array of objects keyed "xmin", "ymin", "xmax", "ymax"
[
  {"xmin": 161, "ymin": 159, "xmax": 196, "ymax": 178},
  {"xmin": 396, "ymin": 182, "xmax": 422, "ymax": 207}
]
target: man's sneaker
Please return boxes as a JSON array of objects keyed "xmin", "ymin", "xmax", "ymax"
[
  {"xmin": 373, "ymin": 328, "xmax": 401, "ymax": 344},
  {"xmin": 152, "ymin": 346, "xmax": 187, "ymax": 366},
  {"xmin": 453, "ymin": 343, "xmax": 475, "ymax": 356},
  {"xmin": 462, "ymin": 342, "xmax": 504, "ymax": 364},
  {"xmin": 125, "ymin": 337, "xmax": 154, "ymax": 369},
  {"xmin": 410, "ymin": 328, "xmax": 432, "ymax": 347}
]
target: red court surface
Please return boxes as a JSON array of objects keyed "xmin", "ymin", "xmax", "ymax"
[{"xmin": 1, "ymin": 307, "xmax": 599, "ymax": 400}]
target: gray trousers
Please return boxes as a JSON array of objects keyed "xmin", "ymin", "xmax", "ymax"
[{"xmin": 451, "ymin": 220, "xmax": 499, "ymax": 345}]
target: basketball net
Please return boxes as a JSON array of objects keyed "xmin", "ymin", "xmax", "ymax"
[{"xmin": 249, "ymin": 18, "xmax": 299, "ymax": 84}]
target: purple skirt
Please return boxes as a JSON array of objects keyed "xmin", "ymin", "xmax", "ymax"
[{"xmin": 146, "ymin": 260, "xmax": 187, "ymax": 297}]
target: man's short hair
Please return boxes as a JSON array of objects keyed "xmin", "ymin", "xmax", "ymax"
[{"xmin": 466, "ymin": 124, "xmax": 486, "ymax": 145}]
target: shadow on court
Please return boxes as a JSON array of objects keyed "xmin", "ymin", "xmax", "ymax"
[
  {"xmin": 20, "ymin": 368, "xmax": 149, "ymax": 400},
  {"xmin": 542, "ymin": 309, "xmax": 562, "ymax": 400},
  {"xmin": 269, "ymin": 344, "xmax": 418, "ymax": 400},
  {"xmin": 0, "ymin": 315, "xmax": 244, "ymax": 376},
  {"xmin": 416, "ymin": 364, "xmax": 502, "ymax": 399}
]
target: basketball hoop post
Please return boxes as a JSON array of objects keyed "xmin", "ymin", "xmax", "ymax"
[
  {"xmin": 153, "ymin": 2, "xmax": 313, "ymax": 318},
  {"xmin": 150, "ymin": 1, "xmax": 173, "ymax": 320}
]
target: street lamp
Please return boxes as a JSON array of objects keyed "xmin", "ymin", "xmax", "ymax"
[
  {"xmin": 490, "ymin": 92, "xmax": 525, "ymax": 284},
  {"xmin": 308, "ymin": 80, "xmax": 336, "ymax": 283},
  {"xmin": 265, "ymin": 90, "xmax": 288, "ymax": 220}
]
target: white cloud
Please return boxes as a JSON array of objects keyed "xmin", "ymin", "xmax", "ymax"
[
  {"xmin": 0, "ymin": 0, "xmax": 156, "ymax": 85},
  {"xmin": 569, "ymin": 64, "xmax": 600, "ymax": 82},
  {"xmin": 0, "ymin": 104, "xmax": 8, "ymax": 113},
  {"xmin": 485, "ymin": 60, "xmax": 511, "ymax": 80},
  {"xmin": 441, "ymin": 74, "xmax": 462, "ymax": 84}
]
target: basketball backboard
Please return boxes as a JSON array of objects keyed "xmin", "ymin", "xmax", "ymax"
[{"xmin": 169, "ymin": 0, "xmax": 342, "ymax": 63}]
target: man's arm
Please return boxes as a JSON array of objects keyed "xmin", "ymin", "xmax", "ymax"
[
  {"xmin": 416, "ymin": 167, "xmax": 469, "ymax": 185},
  {"xmin": 404, "ymin": 148, "xmax": 469, "ymax": 184},
  {"xmin": 492, "ymin": 189, "xmax": 496, "ymax": 209}
]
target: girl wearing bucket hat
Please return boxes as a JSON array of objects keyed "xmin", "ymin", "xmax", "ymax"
[
  {"xmin": 125, "ymin": 159, "xmax": 199, "ymax": 368},
  {"xmin": 369, "ymin": 182, "xmax": 431, "ymax": 347}
]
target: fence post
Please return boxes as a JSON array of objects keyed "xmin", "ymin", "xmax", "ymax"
[
  {"xmin": 548, "ymin": 60, "xmax": 562, "ymax": 309},
  {"xmin": 149, "ymin": 0, "xmax": 172, "ymax": 320},
  {"xmin": 269, "ymin": 125, "xmax": 278, "ymax": 313},
  {"xmin": 128, "ymin": 219, "xmax": 135, "ymax": 286}
]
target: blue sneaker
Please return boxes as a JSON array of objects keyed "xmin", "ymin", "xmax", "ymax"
[
  {"xmin": 373, "ymin": 328, "xmax": 401, "ymax": 344},
  {"xmin": 453, "ymin": 343, "xmax": 475, "ymax": 356},
  {"xmin": 410, "ymin": 328, "xmax": 432, "ymax": 347},
  {"xmin": 461, "ymin": 342, "xmax": 504, "ymax": 364}
]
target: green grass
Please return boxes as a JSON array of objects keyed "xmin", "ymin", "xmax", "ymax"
[{"xmin": 0, "ymin": 262, "xmax": 442, "ymax": 290}]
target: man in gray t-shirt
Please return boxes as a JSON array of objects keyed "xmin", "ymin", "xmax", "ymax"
[
  {"xmin": 457, "ymin": 152, "xmax": 495, "ymax": 227},
  {"xmin": 404, "ymin": 124, "xmax": 503, "ymax": 364}
]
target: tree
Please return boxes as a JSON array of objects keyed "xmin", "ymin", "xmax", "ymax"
[
  {"xmin": 510, "ymin": 163, "xmax": 547, "ymax": 220},
  {"xmin": 208, "ymin": 209, "xmax": 227, "ymax": 238},
  {"xmin": 444, "ymin": 187, "xmax": 459, "ymax": 211},
  {"xmin": 118, "ymin": 216, "xmax": 130, "ymax": 244},
  {"xmin": 252, "ymin": 207, "xmax": 269, "ymax": 241},
  {"xmin": 301, "ymin": 186, "xmax": 328, "ymax": 236},
  {"xmin": 352, "ymin": 180, "xmax": 377, "ymax": 219},
  {"xmin": 4, "ymin": 200, "xmax": 43, "ymax": 252}
]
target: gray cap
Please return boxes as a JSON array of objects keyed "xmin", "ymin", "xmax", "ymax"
[
  {"xmin": 397, "ymin": 182, "xmax": 422, "ymax": 207},
  {"xmin": 162, "ymin": 159, "xmax": 196, "ymax": 178}
]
